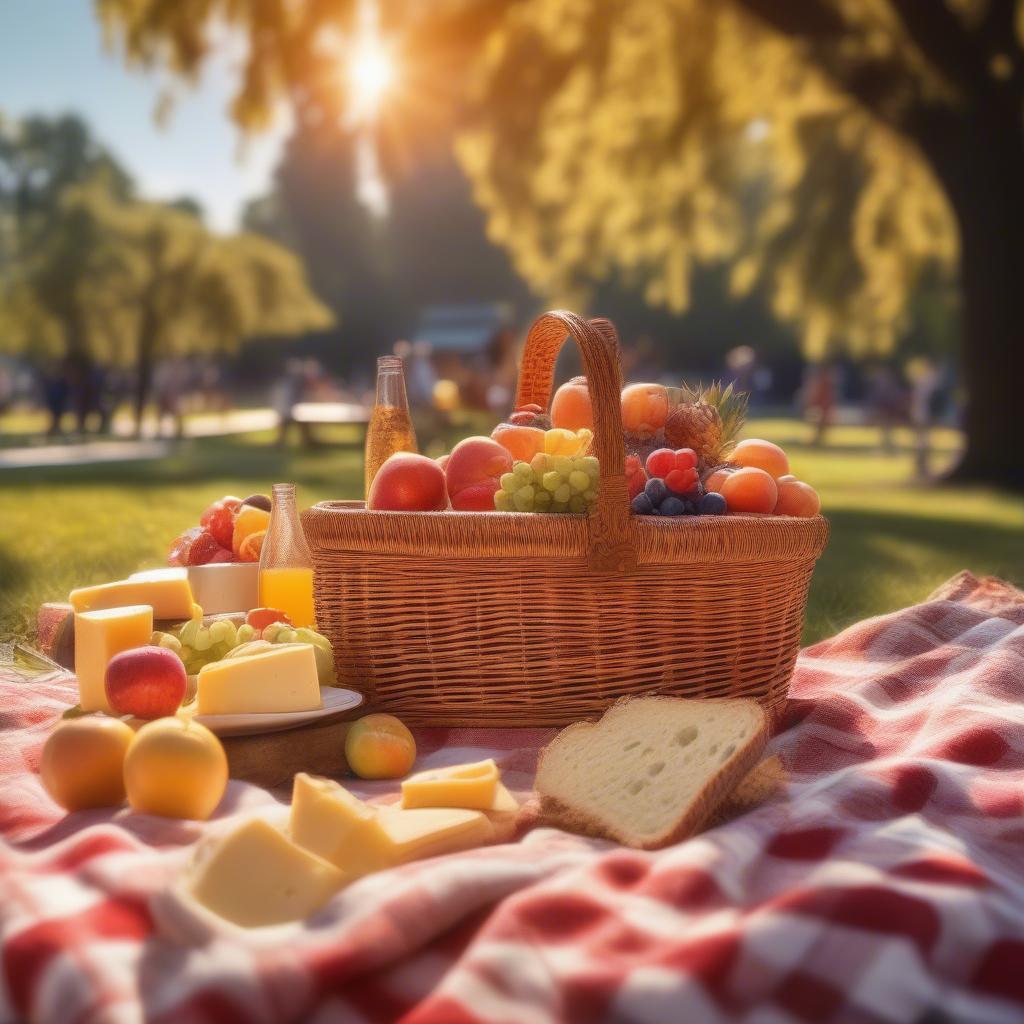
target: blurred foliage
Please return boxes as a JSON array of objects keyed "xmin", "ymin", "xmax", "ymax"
[
  {"xmin": 0, "ymin": 113, "xmax": 333, "ymax": 416},
  {"xmin": 81, "ymin": 0, "xmax": 1024, "ymax": 483}
]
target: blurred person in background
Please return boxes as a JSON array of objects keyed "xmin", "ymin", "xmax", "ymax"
[
  {"xmin": 274, "ymin": 357, "xmax": 312, "ymax": 446},
  {"xmin": 865, "ymin": 364, "xmax": 908, "ymax": 454},
  {"xmin": 154, "ymin": 358, "xmax": 189, "ymax": 438},
  {"xmin": 41, "ymin": 358, "xmax": 70, "ymax": 437},
  {"xmin": 801, "ymin": 362, "xmax": 839, "ymax": 447}
]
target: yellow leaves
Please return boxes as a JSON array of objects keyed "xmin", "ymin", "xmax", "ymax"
[{"xmin": 456, "ymin": 0, "xmax": 959, "ymax": 362}]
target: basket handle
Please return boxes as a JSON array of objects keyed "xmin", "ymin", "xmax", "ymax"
[{"xmin": 514, "ymin": 310, "xmax": 636, "ymax": 573}]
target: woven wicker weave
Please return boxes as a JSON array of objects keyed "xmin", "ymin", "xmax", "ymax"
[{"xmin": 303, "ymin": 311, "xmax": 828, "ymax": 727}]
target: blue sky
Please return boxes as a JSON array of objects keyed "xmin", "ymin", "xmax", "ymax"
[{"xmin": 0, "ymin": 1, "xmax": 286, "ymax": 231}]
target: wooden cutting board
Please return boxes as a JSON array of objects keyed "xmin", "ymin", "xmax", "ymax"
[{"xmin": 220, "ymin": 710, "xmax": 360, "ymax": 789}]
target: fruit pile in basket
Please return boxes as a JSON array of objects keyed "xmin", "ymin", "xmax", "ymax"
[
  {"xmin": 168, "ymin": 494, "xmax": 272, "ymax": 565},
  {"xmin": 367, "ymin": 374, "xmax": 819, "ymax": 519}
]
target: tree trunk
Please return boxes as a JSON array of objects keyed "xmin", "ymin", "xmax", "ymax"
[
  {"xmin": 924, "ymin": 108, "xmax": 1024, "ymax": 490},
  {"xmin": 134, "ymin": 306, "xmax": 158, "ymax": 438}
]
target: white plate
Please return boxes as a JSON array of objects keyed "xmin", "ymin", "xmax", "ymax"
[{"xmin": 189, "ymin": 686, "xmax": 364, "ymax": 737}]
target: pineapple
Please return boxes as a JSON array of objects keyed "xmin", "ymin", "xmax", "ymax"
[{"xmin": 664, "ymin": 381, "xmax": 748, "ymax": 468}]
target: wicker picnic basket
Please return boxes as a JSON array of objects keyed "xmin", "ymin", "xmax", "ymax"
[{"xmin": 303, "ymin": 310, "xmax": 828, "ymax": 727}]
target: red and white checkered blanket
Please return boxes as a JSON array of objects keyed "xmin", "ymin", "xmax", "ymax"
[{"xmin": 2, "ymin": 571, "xmax": 1024, "ymax": 1024}]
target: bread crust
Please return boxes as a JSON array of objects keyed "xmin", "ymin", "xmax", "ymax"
[{"xmin": 534, "ymin": 696, "xmax": 769, "ymax": 850}]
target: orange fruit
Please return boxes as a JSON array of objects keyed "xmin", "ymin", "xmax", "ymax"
[
  {"xmin": 238, "ymin": 529, "xmax": 266, "ymax": 562},
  {"xmin": 732, "ymin": 439, "xmax": 790, "ymax": 479},
  {"xmin": 720, "ymin": 466, "xmax": 778, "ymax": 514}
]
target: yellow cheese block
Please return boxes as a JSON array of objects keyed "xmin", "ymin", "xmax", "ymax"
[
  {"xmin": 376, "ymin": 805, "xmax": 495, "ymax": 864},
  {"xmin": 70, "ymin": 574, "xmax": 194, "ymax": 620},
  {"xmin": 196, "ymin": 644, "xmax": 321, "ymax": 716},
  {"xmin": 185, "ymin": 817, "xmax": 345, "ymax": 927},
  {"xmin": 74, "ymin": 605, "xmax": 154, "ymax": 712},
  {"xmin": 401, "ymin": 758, "xmax": 499, "ymax": 810},
  {"xmin": 289, "ymin": 773, "xmax": 395, "ymax": 876}
]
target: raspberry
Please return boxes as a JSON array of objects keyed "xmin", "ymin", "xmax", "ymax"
[
  {"xmin": 645, "ymin": 448, "xmax": 677, "ymax": 479},
  {"xmin": 625, "ymin": 455, "xmax": 648, "ymax": 499},
  {"xmin": 665, "ymin": 467, "xmax": 698, "ymax": 494}
]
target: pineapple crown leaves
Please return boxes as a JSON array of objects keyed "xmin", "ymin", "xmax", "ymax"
[{"xmin": 680, "ymin": 379, "xmax": 749, "ymax": 457}]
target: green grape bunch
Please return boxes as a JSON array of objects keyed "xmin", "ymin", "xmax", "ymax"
[{"xmin": 495, "ymin": 453, "xmax": 600, "ymax": 513}]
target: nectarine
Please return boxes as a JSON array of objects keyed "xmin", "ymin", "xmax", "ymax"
[
  {"xmin": 40, "ymin": 717, "xmax": 135, "ymax": 812},
  {"xmin": 732, "ymin": 439, "xmax": 790, "ymax": 479},
  {"xmin": 345, "ymin": 713, "xmax": 416, "ymax": 779},
  {"xmin": 551, "ymin": 377, "xmax": 593, "ymax": 432},
  {"xmin": 719, "ymin": 466, "xmax": 778, "ymax": 514},
  {"xmin": 367, "ymin": 452, "xmax": 448, "ymax": 512},
  {"xmin": 774, "ymin": 478, "xmax": 821, "ymax": 517},
  {"xmin": 124, "ymin": 717, "xmax": 228, "ymax": 820},
  {"xmin": 445, "ymin": 436, "xmax": 514, "ymax": 511}
]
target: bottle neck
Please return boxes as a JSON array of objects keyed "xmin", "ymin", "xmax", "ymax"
[
  {"xmin": 271, "ymin": 483, "xmax": 297, "ymax": 514},
  {"xmin": 375, "ymin": 357, "xmax": 408, "ymax": 409}
]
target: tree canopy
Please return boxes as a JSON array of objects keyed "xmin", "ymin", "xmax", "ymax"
[
  {"xmin": 0, "ymin": 111, "xmax": 333, "ymax": 426},
  {"xmin": 92, "ymin": 0, "xmax": 1024, "ymax": 483}
]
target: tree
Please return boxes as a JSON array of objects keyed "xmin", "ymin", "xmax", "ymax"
[
  {"xmin": 0, "ymin": 183, "xmax": 333, "ymax": 429},
  {"xmin": 95, "ymin": 0, "xmax": 1024, "ymax": 486}
]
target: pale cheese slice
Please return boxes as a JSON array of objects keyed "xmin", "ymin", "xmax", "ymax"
[
  {"xmin": 376, "ymin": 805, "xmax": 495, "ymax": 864},
  {"xmin": 401, "ymin": 758, "xmax": 499, "ymax": 810},
  {"xmin": 74, "ymin": 605, "xmax": 154, "ymax": 712},
  {"xmin": 289, "ymin": 773, "xmax": 395, "ymax": 876},
  {"xmin": 197, "ymin": 644, "xmax": 321, "ymax": 716},
  {"xmin": 70, "ymin": 574, "xmax": 194, "ymax": 620},
  {"xmin": 184, "ymin": 818, "xmax": 345, "ymax": 927}
]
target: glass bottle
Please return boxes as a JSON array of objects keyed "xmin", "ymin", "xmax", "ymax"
[
  {"xmin": 364, "ymin": 355, "xmax": 418, "ymax": 500},
  {"xmin": 259, "ymin": 483, "xmax": 316, "ymax": 628}
]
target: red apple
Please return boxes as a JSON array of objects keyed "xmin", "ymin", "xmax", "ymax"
[
  {"xmin": 367, "ymin": 452, "xmax": 449, "ymax": 512},
  {"xmin": 105, "ymin": 646, "xmax": 187, "ymax": 720}
]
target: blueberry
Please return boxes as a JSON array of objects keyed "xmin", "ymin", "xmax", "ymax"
[
  {"xmin": 659, "ymin": 496, "xmax": 686, "ymax": 517},
  {"xmin": 631, "ymin": 492, "xmax": 655, "ymax": 515},
  {"xmin": 699, "ymin": 492, "xmax": 727, "ymax": 515},
  {"xmin": 644, "ymin": 477, "xmax": 669, "ymax": 506}
]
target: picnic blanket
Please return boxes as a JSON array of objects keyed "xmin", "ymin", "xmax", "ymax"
[{"xmin": 2, "ymin": 570, "xmax": 1024, "ymax": 1024}]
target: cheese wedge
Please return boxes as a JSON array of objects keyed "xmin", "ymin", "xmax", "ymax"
[
  {"xmin": 289, "ymin": 773, "xmax": 395, "ymax": 876},
  {"xmin": 70, "ymin": 574, "xmax": 194, "ymax": 621},
  {"xmin": 185, "ymin": 818, "xmax": 345, "ymax": 927},
  {"xmin": 74, "ymin": 605, "xmax": 154, "ymax": 712},
  {"xmin": 196, "ymin": 644, "xmax": 321, "ymax": 716},
  {"xmin": 376, "ymin": 805, "xmax": 495, "ymax": 864},
  {"xmin": 401, "ymin": 759, "xmax": 499, "ymax": 810}
]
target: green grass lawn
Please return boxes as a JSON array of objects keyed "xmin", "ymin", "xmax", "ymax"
[{"xmin": 1, "ymin": 417, "xmax": 1020, "ymax": 652}]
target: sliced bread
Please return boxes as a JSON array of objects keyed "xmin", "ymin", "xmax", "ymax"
[{"xmin": 534, "ymin": 696, "xmax": 768, "ymax": 849}]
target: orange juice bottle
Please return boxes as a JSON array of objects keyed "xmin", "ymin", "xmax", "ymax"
[{"xmin": 259, "ymin": 483, "xmax": 316, "ymax": 627}]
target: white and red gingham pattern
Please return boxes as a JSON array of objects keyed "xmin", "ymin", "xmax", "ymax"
[{"xmin": 2, "ymin": 571, "xmax": 1024, "ymax": 1023}]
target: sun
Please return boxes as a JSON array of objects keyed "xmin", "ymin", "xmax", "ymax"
[{"xmin": 348, "ymin": 41, "xmax": 395, "ymax": 122}]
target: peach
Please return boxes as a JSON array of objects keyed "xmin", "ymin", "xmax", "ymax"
[
  {"xmin": 367, "ymin": 452, "xmax": 448, "ymax": 512},
  {"xmin": 124, "ymin": 716, "xmax": 228, "ymax": 820},
  {"xmin": 551, "ymin": 377, "xmax": 593, "ymax": 431},
  {"xmin": 105, "ymin": 646, "xmax": 187, "ymax": 720},
  {"xmin": 436, "ymin": 454, "xmax": 450, "ymax": 472},
  {"xmin": 774, "ymin": 478, "xmax": 821, "ymax": 517},
  {"xmin": 704, "ymin": 466, "xmax": 737, "ymax": 493},
  {"xmin": 621, "ymin": 383, "xmax": 669, "ymax": 436},
  {"xmin": 445, "ymin": 436, "xmax": 514, "ymax": 511},
  {"xmin": 491, "ymin": 423, "xmax": 545, "ymax": 463},
  {"xmin": 720, "ymin": 466, "xmax": 778, "ymax": 514},
  {"xmin": 40, "ymin": 717, "xmax": 135, "ymax": 812},
  {"xmin": 345, "ymin": 713, "xmax": 417, "ymax": 779},
  {"xmin": 732, "ymin": 439, "xmax": 790, "ymax": 479}
]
